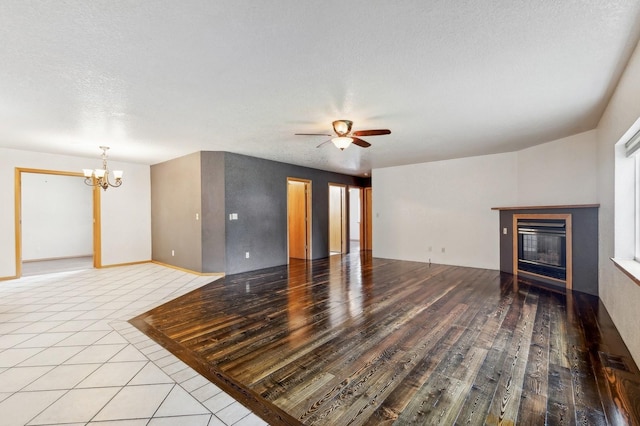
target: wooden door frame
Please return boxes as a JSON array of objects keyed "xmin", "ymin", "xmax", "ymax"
[
  {"xmin": 362, "ymin": 187, "xmax": 373, "ymax": 250},
  {"xmin": 287, "ymin": 177, "xmax": 312, "ymax": 260},
  {"xmin": 328, "ymin": 183, "xmax": 347, "ymax": 254},
  {"xmin": 14, "ymin": 168, "xmax": 102, "ymax": 278}
]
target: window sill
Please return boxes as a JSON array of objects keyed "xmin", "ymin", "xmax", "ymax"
[{"xmin": 611, "ymin": 258, "xmax": 640, "ymax": 288}]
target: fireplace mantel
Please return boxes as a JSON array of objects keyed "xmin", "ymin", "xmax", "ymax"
[{"xmin": 492, "ymin": 204, "xmax": 599, "ymax": 211}]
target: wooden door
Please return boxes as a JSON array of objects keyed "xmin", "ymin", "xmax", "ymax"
[
  {"xmin": 288, "ymin": 179, "xmax": 311, "ymax": 259},
  {"xmin": 363, "ymin": 187, "xmax": 372, "ymax": 250},
  {"xmin": 329, "ymin": 184, "xmax": 346, "ymax": 253}
]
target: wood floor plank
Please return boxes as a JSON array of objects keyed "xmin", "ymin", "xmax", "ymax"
[
  {"xmin": 562, "ymin": 293, "xmax": 608, "ymax": 425},
  {"xmin": 546, "ymin": 291, "xmax": 576, "ymax": 426},
  {"xmin": 485, "ymin": 286, "xmax": 539, "ymax": 425},
  {"xmin": 517, "ymin": 288, "xmax": 551, "ymax": 425},
  {"xmin": 130, "ymin": 254, "xmax": 640, "ymax": 425}
]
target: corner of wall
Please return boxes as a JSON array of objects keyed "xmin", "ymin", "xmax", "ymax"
[{"xmin": 200, "ymin": 151, "xmax": 226, "ymax": 273}]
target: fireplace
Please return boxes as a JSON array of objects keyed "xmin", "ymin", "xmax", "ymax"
[
  {"xmin": 517, "ymin": 219, "xmax": 566, "ymax": 280},
  {"xmin": 493, "ymin": 205, "xmax": 599, "ymax": 295},
  {"xmin": 512, "ymin": 213, "xmax": 572, "ymax": 289}
]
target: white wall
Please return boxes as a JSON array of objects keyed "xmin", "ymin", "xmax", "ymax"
[
  {"xmin": 596, "ymin": 40, "xmax": 640, "ymax": 368},
  {"xmin": 372, "ymin": 130, "xmax": 598, "ymax": 270},
  {"xmin": 99, "ymin": 157, "xmax": 152, "ymax": 266},
  {"xmin": 21, "ymin": 173, "xmax": 93, "ymax": 260},
  {"xmin": 516, "ymin": 130, "xmax": 598, "ymax": 206},
  {"xmin": 373, "ymin": 152, "xmax": 517, "ymax": 269},
  {"xmin": 0, "ymin": 148, "xmax": 152, "ymax": 278}
]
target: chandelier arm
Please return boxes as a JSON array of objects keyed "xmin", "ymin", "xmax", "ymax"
[{"xmin": 106, "ymin": 174, "xmax": 122, "ymax": 188}]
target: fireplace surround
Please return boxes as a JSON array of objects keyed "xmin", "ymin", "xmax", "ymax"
[{"xmin": 492, "ymin": 205, "xmax": 599, "ymax": 295}]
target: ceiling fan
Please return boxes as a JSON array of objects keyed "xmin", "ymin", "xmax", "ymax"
[{"xmin": 295, "ymin": 120, "xmax": 391, "ymax": 150}]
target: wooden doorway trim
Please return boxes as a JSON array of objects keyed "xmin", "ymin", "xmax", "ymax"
[
  {"xmin": 287, "ymin": 178, "xmax": 312, "ymax": 260},
  {"xmin": 512, "ymin": 213, "xmax": 572, "ymax": 290},
  {"xmin": 362, "ymin": 187, "xmax": 373, "ymax": 251},
  {"xmin": 328, "ymin": 183, "xmax": 347, "ymax": 254},
  {"xmin": 14, "ymin": 167, "xmax": 102, "ymax": 278}
]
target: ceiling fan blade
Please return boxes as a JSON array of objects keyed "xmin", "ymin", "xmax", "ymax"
[
  {"xmin": 295, "ymin": 133, "xmax": 333, "ymax": 136},
  {"xmin": 352, "ymin": 129, "xmax": 391, "ymax": 137},
  {"xmin": 316, "ymin": 139, "xmax": 332, "ymax": 148},
  {"xmin": 352, "ymin": 137, "xmax": 371, "ymax": 148}
]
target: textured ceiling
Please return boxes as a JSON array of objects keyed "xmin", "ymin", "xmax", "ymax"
[{"xmin": 1, "ymin": 1, "xmax": 640, "ymax": 176}]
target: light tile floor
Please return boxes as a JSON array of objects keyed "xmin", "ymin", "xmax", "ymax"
[
  {"xmin": 0, "ymin": 263, "xmax": 266, "ymax": 426},
  {"xmin": 21, "ymin": 257, "xmax": 94, "ymax": 277}
]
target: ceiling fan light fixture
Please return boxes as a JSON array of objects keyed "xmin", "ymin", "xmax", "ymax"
[
  {"xmin": 296, "ymin": 119, "xmax": 389, "ymax": 151},
  {"xmin": 332, "ymin": 136, "xmax": 353, "ymax": 150},
  {"xmin": 332, "ymin": 120, "xmax": 353, "ymax": 136}
]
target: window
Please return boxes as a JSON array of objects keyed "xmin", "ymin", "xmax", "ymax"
[
  {"xmin": 626, "ymin": 127, "xmax": 640, "ymax": 261},
  {"xmin": 625, "ymin": 127, "xmax": 640, "ymax": 156},
  {"xmin": 612, "ymin": 119, "xmax": 640, "ymax": 284}
]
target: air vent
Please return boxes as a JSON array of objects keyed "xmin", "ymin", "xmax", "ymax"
[{"xmin": 599, "ymin": 352, "xmax": 632, "ymax": 372}]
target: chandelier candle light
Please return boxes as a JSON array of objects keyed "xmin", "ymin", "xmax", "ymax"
[{"xmin": 83, "ymin": 146, "xmax": 123, "ymax": 191}]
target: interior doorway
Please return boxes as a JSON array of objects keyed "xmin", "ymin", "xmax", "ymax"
[
  {"xmin": 348, "ymin": 187, "xmax": 363, "ymax": 252},
  {"xmin": 329, "ymin": 184, "xmax": 347, "ymax": 255},
  {"xmin": 15, "ymin": 168, "xmax": 101, "ymax": 277},
  {"xmin": 287, "ymin": 178, "xmax": 311, "ymax": 260}
]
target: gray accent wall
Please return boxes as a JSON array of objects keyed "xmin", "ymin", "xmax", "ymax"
[
  {"xmin": 221, "ymin": 152, "xmax": 366, "ymax": 274},
  {"xmin": 151, "ymin": 152, "xmax": 203, "ymax": 272},
  {"xmin": 152, "ymin": 151, "xmax": 369, "ymax": 275}
]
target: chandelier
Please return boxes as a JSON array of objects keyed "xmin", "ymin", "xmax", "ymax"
[{"xmin": 83, "ymin": 146, "xmax": 123, "ymax": 191}]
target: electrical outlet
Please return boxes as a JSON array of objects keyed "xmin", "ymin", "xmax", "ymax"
[
  {"xmin": 245, "ymin": 252, "xmax": 250, "ymax": 259},
  {"xmin": 503, "ymin": 227, "xmax": 507, "ymax": 235},
  {"xmin": 171, "ymin": 250, "xmax": 175, "ymax": 256},
  {"xmin": 196, "ymin": 213, "xmax": 199, "ymax": 220}
]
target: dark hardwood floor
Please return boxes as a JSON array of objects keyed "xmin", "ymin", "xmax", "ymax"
[{"xmin": 131, "ymin": 252, "xmax": 640, "ymax": 425}]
